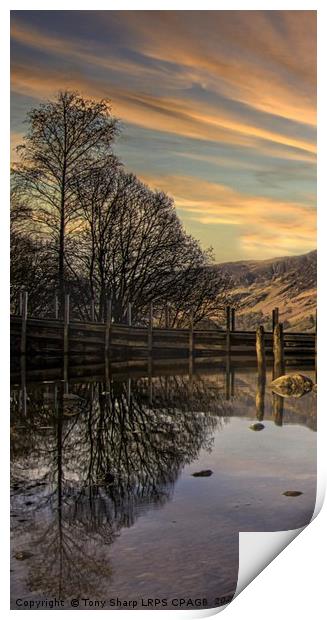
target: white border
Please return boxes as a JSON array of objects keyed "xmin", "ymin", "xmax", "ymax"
[{"xmin": 2, "ymin": 2, "xmax": 325, "ymax": 619}]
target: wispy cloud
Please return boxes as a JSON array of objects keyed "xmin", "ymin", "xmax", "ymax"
[
  {"xmin": 11, "ymin": 63, "xmax": 316, "ymax": 161},
  {"xmin": 10, "ymin": 10, "xmax": 316, "ymax": 260},
  {"xmin": 140, "ymin": 173, "xmax": 316, "ymax": 258}
]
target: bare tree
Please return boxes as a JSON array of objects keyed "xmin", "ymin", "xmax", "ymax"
[
  {"xmin": 12, "ymin": 91, "xmax": 119, "ymax": 313},
  {"xmin": 11, "ymin": 89, "xmax": 228, "ymax": 325},
  {"xmin": 71, "ymin": 166, "xmax": 229, "ymax": 323}
]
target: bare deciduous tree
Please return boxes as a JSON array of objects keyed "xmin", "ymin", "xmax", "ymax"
[
  {"xmin": 12, "ymin": 91, "xmax": 119, "ymax": 313},
  {"xmin": 11, "ymin": 89, "xmax": 229, "ymax": 325},
  {"xmin": 71, "ymin": 166, "xmax": 229, "ymax": 323}
]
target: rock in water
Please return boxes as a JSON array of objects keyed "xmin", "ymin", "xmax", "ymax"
[
  {"xmin": 249, "ymin": 423, "xmax": 265, "ymax": 431},
  {"xmin": 282, "ymin": 491, "xmax": 303, "ymax": 497},
  {"xmin": 192, "ymin": 470, "xmax": 213, "ymax": 477},
  {"xmin": 271, "ymin": 374, "xmax": 313, "ymax": 398}
]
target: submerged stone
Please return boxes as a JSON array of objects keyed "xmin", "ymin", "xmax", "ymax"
[
  {"xmin": 282, "ymin": 491, "xmax": 303, "ymax": 497},
  {"xmin": 249, "ymin": 423, "xmax": 265, "ymax": 431},
  {"xmin": 192, "ymin": 470, "xmax": 213, "ymax": 477},
  {"xmin": 271, "ymin": 374, "xmax": 313, "ymax": 398}
]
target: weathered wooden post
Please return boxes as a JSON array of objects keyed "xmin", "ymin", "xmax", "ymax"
[
  {"xmin": 189, "ymin": 313, "xmax": 194, "ymax": 357},
  {"xmin": 54, "ymin": 293, "xmax": 59, "ymax": 320},
  {"xmin": 256, "ymin": 325, "xmax": 266, "ymax": 371},
  {"xmin": 231, "ymin": 307, "xmax": 236, "ymax": 332},
  {"xmin": 273, "ymin": 322, "xmax": 284, "ymax": 379},
  {"xmin": 272, "ymin": 307, "xmax": 279, "ymax": 333},
  {"xmin": 19, "ymin": 289, "xmax": 24, "ymax": 316},
  {"xmin": 224, "ymin": 306, "xmax": 231, "ymax": 397},
  {"xmin": 225, "ymin": 354, "xmax": 231, "ymax": 400},
  {"xmin": 127, "ymin": 302, "xmax": 132, "ymax": 327},
  {"xmin": 63, "ymin": 354, "xmax": 69, "ymax": 394},
  {"xmin": 148, "ymin": 302, "xmax": 153, "ymax": 354},
  {"xmin": 54, "ymin": 383, "xmax": 58, "ymax": 410},
  {"xmin": 189, "ymin": 313, "xmax": 194, "ymax": 376},
  {"xmin": 256, "ymin": 373, "xmax": 265, "ymax": 421},
  {"xmin": 226, "ymin": 305, "xmax": 231, "ymax": 354},
  {"xmin": 91, "ymin": 298, "xmax": 95, "ymax": 322},
  {"xmin": 255, "ymin": 326, "xmax": 266, "ymax": 419},
  {"xmin": 20, "ymin": 290, "xmax": 28, "ymax": 355},
  {"xmin": 105, "ymin": 297, "xmax": 112, "ymax": 354},
  {"xmin": 64, "ymin": 293, "xmax": 70, "ymax": 356},
  {"xmin": 272, "ymin": 392, "xmax": 284, "ymax": 426}
]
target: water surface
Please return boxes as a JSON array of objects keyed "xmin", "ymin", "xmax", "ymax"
[{"xmin": 10, "ymin": 364, "xmax": 316, "ymax": 610}]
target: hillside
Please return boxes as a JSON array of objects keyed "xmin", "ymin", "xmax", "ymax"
[{"xmin": 215, "ymin": 250, "xmax": 316, "ymax": 332}]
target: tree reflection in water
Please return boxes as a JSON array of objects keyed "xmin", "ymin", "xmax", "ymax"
[{"xmin": 10, "ymin": 374, "xmax": 229, "ymax": 599}]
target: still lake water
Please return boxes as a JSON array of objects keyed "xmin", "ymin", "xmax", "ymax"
[{"xmin": 10, "ymin": 364, "xmax": 316, "ymax": 610}]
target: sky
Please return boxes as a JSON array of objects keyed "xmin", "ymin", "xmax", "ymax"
[{"xmin": 10, "ymin": 10, "xmax": 316, "ymax": 263}]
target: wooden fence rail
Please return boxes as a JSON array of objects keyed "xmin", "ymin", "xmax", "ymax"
[
  {"xmin": 10, "ymin": 294, "xmax": 316, "ymax": 365},
  {"xmin": 10, "ymin": 318, "xmax": 315, "ymax": 360}
]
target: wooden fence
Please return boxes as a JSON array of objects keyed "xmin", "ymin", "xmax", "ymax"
[{"xmin": 11, "ymin": 292, "xmax": 316, "ymax": 364}]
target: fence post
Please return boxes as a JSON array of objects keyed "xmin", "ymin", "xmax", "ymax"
[
  {"xmin": 19, "ymin": 289, "xmax": 24, "ymax": 316},
  {"xmin": 256, "ymin": 325, "xmax": 266, "ymax": 371},
  {"xmin": 148, "ymin": 302, "xmax": 153, "ymax": 354},
  {"xmin": 127, "ymin": 302, "xmax": 132, "ymax": 327},
  {"xmin": 64, "ymin": 294, "xmax": 70, "ymax": 355},
  {"xmin": 273, "ymin": 322, "xmax": 284, "ymax": 379},
  {"xmin": 189, "ymin": 313, "xmax": 194, "ymax": 357},
  {"xmin": 55, "ymin": 293, "xmax": 59, "ymax": 320},
  {"xmin": 105, "ymin": 297, "xmax": 112, "ymax": 354},
  {"xmin": 226, "ymin": 305, "xmax": 231, "ymax": 354},
  {"xmin": 272, "ymin": 392, "xmax": 284, "ymax": 426},
  {"xmin": 272, "ymin": 307, "xmax": 279, "ymax": 333},
  {"xmin": 256, "ymin": 371, "xmax": 266, "ymax": 421},
  {"xmin": 256, "ymin": 326, "xmax": 266, "ymax": 421},
  {"xmin": 20, "ymin": 290, "xmax": 28, "ymax": 355},
  {"xmin": 231, "ymin": 308, "xmax": 236, "ymax": 332},
  {"xmin": 63, "ymin": 354, "xmax": 69, "ymax": 394},
  {"xmin": 225, "ymin": 353, "xmax": 231, "ymax": 400}
]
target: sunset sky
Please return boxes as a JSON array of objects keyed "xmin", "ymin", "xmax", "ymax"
[{"xmin": 10, "ymin": 10, "xmax": 316, "ymax": 262}]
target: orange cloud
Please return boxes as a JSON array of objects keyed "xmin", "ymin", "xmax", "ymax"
[
  {"xmin": 10, "ymin": 63, "xmax": 316, "ymax": 164},
  {"xmin": 10, "ymin": 11, "xmax": 316, "ymax": 260},
  {"xmin": 140, "ymin": 173, "xmax": 316, "ymax": 258},
  {"xmin": 11, "ymin": 13, "xmax": 316, "ymax": 144},
  {"xmin": 119, "ymin": 10, "xmax": 316, "ymax": 126}
]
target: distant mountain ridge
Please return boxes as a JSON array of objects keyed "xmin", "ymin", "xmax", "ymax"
[{"xmin": 215, "ymin": 250, "xmax": 316, "ymax": 332}]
